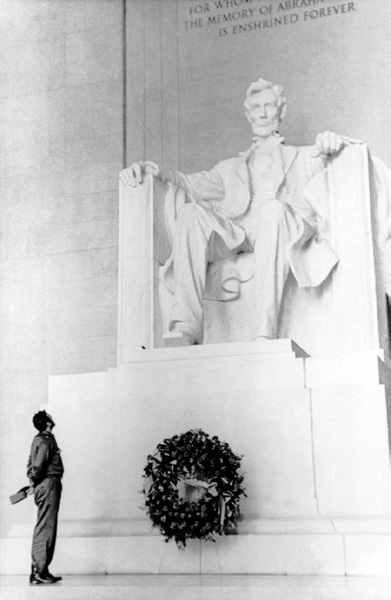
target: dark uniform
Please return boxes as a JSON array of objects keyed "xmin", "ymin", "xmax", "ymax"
[{"xmin": 26, "ymin": 431, "xmax": 64, "ymax": 576}]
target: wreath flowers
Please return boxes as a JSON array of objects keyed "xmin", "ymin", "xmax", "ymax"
[{"xmin": 142, "ymin": 429, "xmax": 246, "ymax": 547}]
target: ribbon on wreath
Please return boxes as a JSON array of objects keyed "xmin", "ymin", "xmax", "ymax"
[{"xmin": 176, "ymin": 476, "xmax": 233, "ymax": 532}]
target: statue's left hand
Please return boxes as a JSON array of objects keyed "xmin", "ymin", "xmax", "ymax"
[
  {"xmin": 311, "ymin": 130, "xmax": 345, "ymax": 157},
  {"xmin": 119, "ymin": 160, "xmax": 160, "ymax": 187}
]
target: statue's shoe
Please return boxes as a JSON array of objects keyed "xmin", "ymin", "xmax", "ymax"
[{"xmin": 162, "ymin": 331, "xmax": 195, "ymax": 347}]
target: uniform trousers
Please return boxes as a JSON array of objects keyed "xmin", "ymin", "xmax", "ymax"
[
  {"xmin": 31, "ymin": 476, "xmax": 62, "ymax": 574},
  {"xmin": 167, "ymin": 199, "xmax": 301, "ymax": 342}
]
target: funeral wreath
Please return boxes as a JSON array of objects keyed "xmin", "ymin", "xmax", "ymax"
[{"xmin": 142, "ymin": 429, "xmax": 246, "ymax": 547}]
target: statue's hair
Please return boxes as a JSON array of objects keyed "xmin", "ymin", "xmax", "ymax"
[
  {"xmin": 243, "ymin": 78, "xmax": 287, "ymax": 121},
  {"xmin": 32, "ymin": 410, "xmax": 51, "ymax": 432}
]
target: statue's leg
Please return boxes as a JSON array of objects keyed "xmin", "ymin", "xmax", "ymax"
[
  {"xmin": 251, "ymin": 199, "xmax": 297, "ymax": 340},
  {"xmin": 164, "ymin": 203, "xmax": 245, "ymax": 346}
]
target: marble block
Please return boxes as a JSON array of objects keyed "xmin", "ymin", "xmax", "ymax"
[{"xmin": 3, "ymin": 343, "xmax": 391, "ymax": 576}]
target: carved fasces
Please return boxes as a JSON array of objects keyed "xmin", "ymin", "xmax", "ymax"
[{"xmin": 117, "ymin": 175, "xmax": 169, "ymax": 360}]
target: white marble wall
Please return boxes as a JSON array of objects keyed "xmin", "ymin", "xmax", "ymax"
[
  {"xmin": 126, "ymin": 0, "xmax": 391, "ymax": 171},
  {"xmin": 0, "ymin": 0, "xmax": 123, "ymax": 537}
]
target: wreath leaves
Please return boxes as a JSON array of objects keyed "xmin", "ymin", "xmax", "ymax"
[{"xmin": 142, "ymin": 429, "xmax": 246, "ymax": 547}]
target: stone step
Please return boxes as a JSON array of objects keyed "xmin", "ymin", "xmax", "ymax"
[
  {"xmin": 9, "ymin": 517, "xmax": 391, "ymax": 538},
  {"xmin": 48, "ymin": 346, "xmax": 389, "ymax": 404},
  {"xmin": 1, "ymin": 575, "xmax": 391, "ymax": 600},
  {"xmin": 117, "ymin": 339, "xmax": 309, "ymax": 362},
  {"xmin": 116, "ymin": 346, "xmax": 389, "ymax": 394},
  {"xmin": 3, "ymin": 526, "xmax": 391, "ymax": 577},
  {"xmin": 114, "ymin": 339, "xmax": 308, "ymax": 394}
]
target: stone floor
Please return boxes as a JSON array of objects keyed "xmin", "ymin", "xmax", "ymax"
[{"xmin": 1, "ymin": 575, "xmax": 391, "ymax": 600}]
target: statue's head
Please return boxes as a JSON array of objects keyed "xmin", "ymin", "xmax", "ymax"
[{"xmin": 243, "ymin": 78, "xmax": 287, "ymax": 138}]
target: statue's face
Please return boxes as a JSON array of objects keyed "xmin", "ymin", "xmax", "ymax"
[{"xmin": 246, "ymin": 88, "xmax": 280, "ymax": 138}]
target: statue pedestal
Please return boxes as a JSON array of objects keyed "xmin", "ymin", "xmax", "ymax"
[{"xmin": 2, "ymin": 340, "xmax": 391, "ymax": 576}]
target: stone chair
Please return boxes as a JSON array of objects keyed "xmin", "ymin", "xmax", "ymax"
[{"xmin": 118, "ymin": 145, "xmax": 391, "ymax": 362}]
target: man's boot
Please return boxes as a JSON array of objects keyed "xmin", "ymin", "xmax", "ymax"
[
  {"xmin": 29, "ymin": 566, "xmax": 57, "ymax": 585},
  {"xmin": 43, "ymin": 569, "xmax": 62, "ymax": 582}
]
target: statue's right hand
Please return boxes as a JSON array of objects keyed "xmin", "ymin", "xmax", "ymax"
[{"xmin": 119, "ymin": 161, "xmax": 160, "ymax": 187}]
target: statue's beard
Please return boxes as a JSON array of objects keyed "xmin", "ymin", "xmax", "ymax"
[{"xmin": 252, "ymin": 118, "xmax": 279, "ymax": 138}]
